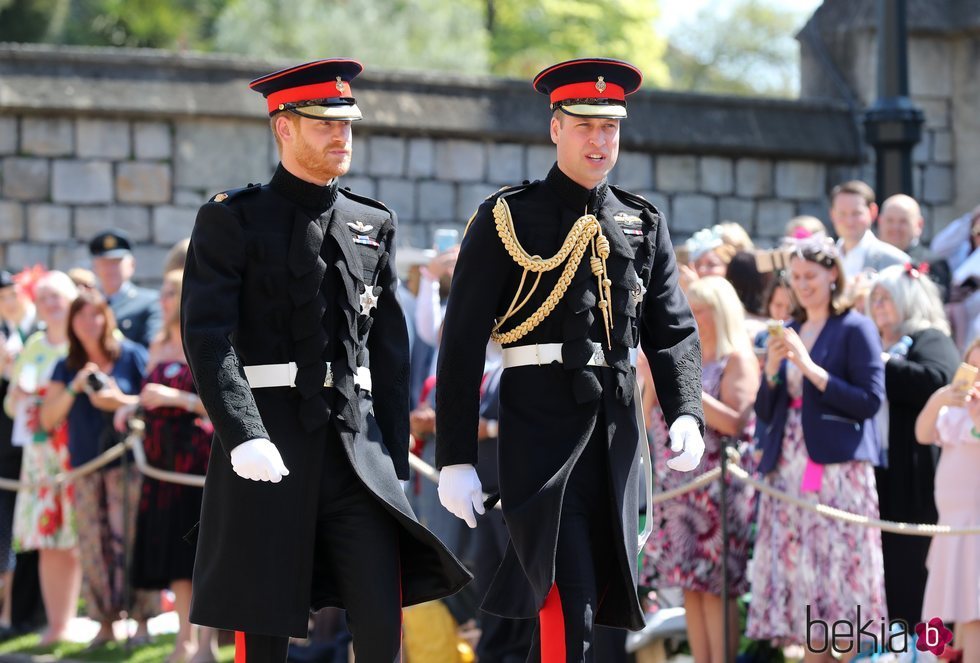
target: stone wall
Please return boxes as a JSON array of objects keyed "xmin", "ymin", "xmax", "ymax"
[
  {"xmin": 799, "ymin": 0, "xmax": 980, "ymax": 236},
  {"xmin": 0, "ymin": 43, "xmax": 867, "ymax": 280}
]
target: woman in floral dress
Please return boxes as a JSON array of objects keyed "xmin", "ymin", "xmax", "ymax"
[
  {"xmin": 4, "ymin": 271, "xmax": 80, "ymax": 645},
  {"xmin": 643, "ymin": 276, "xmax": 759, "ymax": 663}
]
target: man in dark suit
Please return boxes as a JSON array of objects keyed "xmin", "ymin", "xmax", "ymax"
[
  {"xmin": 877, "ymin": 193, "xmax": 952, "ymax": 301},
  {"xmin": 88, "ymin": 230, "xmax": 161, "ymax": 347},
  {"xmin": 435, "ymin": 58, "xmax": 705, "ymax": 659},
  {"xmin": 181, "ymin": 58, "xmax": 469, "ymax": 663}
]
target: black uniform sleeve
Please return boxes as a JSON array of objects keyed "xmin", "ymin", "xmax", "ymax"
[
  {"xmin": 435, "ymin": 200, "xmax": 511, "ymax": 469},
  {"xmin": 367, "ymin": 215, "xmax": 412, "ymax": 480},
  {"xmin": 181, "ymin": 201, "xmax": 269, "ymax": 456},
  {"xmin": 638, "ymin": 210, "xmax": 705, "ymax": 433}
]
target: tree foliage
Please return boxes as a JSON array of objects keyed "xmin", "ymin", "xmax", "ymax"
[
  {"xmin": 664, "ymin": 0, "xmax": 805, "ymax": 97},
  {"xmin": 487, "ymin": 0, "xmax": 670, "ymax": 86}
]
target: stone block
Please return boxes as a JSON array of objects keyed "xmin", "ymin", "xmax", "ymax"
[
  {"xmin": 932, "ymin": 130, "xmax": 953, "ymax": 164},
  {"xmin": 417, "ymin": 181, "xmax": 455, "ymax": 223},
  {"xmin": 174, "ymin": 119, "xmax": 271, "ymax": 192},
  {"xmin": 611, "ymin": 151, "xmax": 653, "ymax": 190},
  {"xmin": 367, "ymin": 136, "xmax": 407, "ymax": 177},
  {"xmin": 717, "ymin": 198, "xmax": 755, "ymax": 227},
  {"xmin": 2, "ymin": 157, "xmax": 49, "ymax": 201},
  {"xmin": 915, "ymin": 98, "xmax": 948, "ymax": 129},
  {"xmin": 75, "ymin": 206, "xmax": 152, "ymax": 242},
  {"xmin": 152, "ymin": 206, "xmax": 198, "ymax": 245},
  {"xmin": 116, "ymin": 161, "xmax": 172, "ymax": 204},
  {"xmin": 735, "ymin": 159, "xmax": 773, "ymax": 197},
  {"xmin": 52, "ymin": 160, "xmax": 113, "ymax": 204},
  {"xmin": 795, "ymin": 200, "xmax": 830, "ymax": 228},
  {"xmin": 775, "ymin": 160, "xmax": 826, "ymax": 200},
  {"xmin": 4, "ymin": 242, "xmax": 50, "ymax": 270},
  {"xmin": 0, "ymin": 202, "xmax": 24, "ymax": 240},
  {"xmin": 173, "ymin": 188, "xmax": 205, "ymax": 206},
  {"xmin": 132, "ymin": 245, "xmax": 171, "ymax": 281},
  {"xmin": 488, "ymin": 143, "xmax": 525, "ymax": 185},
  {"xmin": 908, "ymin": 37, "xmax": 952, "ymax": 98},
  {"xmin": 912, "ymin": 132, "xmax": 931, "ymax": 165},
  {"xmin": 756, "ymin": 199, "xmax": 797, "ymax": 237},
  {"xmin": 341, "ymin": 176, "xmax": 376, "ymax": 198},
  {"xmin": 922, "ymin": 165, "xmax": 953, "ymax": 204},
  {"xmin": 636, "ymin": 191, "xmax": 669, "ymax": 219},
  {"xmin": 406, "ymin": 138, "xmax": 435, "ymax": 178},
  {"xmin": 133, "ymin": 121, "xmax": 172, "ymax": 160},
  {"xmin": 671, "ymin": 195, "xmax": 716, "ymax": 234},
  {"xmin": 457, "ymin": 183, "xmax": 496, "ymax": 222},
  {"xmin": 656, "ymin": 155, "xmax": 698, "ymax": 193},
  {"xmin": 21, "ymin": 118, "xmax": 73, "ymax": 156},
  {"xmin": 700, "ymin": 157, "xmax": 734, "ymax": 196},
  {"xmin": 51, "ymin": 243, "xmax": 91, "ymax": 273},
  {"xmin": 26, "ymin": 204, "xmax": 71, "ymax": 242},
  {"xmin": 526, "ymin": 145, "xmax": 555, "ymax": 179},
  {"xmin": 434, "ymin": 140, "xmax": 486, "ymax": 182},
  {"xmin": 76, "ymin": 119, "xmax": 130, "ymax": 159},
  {"xmin": 377, "ymin": 178, "xmax": 416, "ymax": 222},
  {"xmin": 0, "ymin": 117, "xmax": 16, "ymax": 155},
  {"xmin": 347, "ymin": 139, "xmax": 367, "ymax": 176}
]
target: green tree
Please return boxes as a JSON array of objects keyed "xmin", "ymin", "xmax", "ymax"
[
  {"xmin": 665, "ymin": 0, "xmax": 806, "ymax": 97},
  {"xmin": 213, "ymin": 0, "xmax": 490, "ymax": 75},
  {"xmin": 487, "ymin": 0, "xmax": 670, "ymax": 86}
]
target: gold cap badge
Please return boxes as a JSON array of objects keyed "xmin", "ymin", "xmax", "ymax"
[
  {"xmin": 104, "ymin": 236, "xmax": 117, "ymax": 249},
  {"xmin": 335, "ymin": 76, "xmax": 345, "ymax": 93},
  {"xmin": 595, "ymin": 76, "xmax": 607, "ymax": 93}
]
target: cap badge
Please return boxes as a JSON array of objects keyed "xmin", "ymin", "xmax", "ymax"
[
  {"xmin": 595, "ymin": 76, "xmax": 607, "ymax": 93},
  {"xmin": 104, "ymin": 236, "xmax": 117, "ymax": 249},
  {"xmin": 214, "ymin": 192, "xmax": 228, "ymax": 202},
  {"xmin": 335, "ymin": 76, "xmax": 345, "ymax": 93},
  {"xmin": 347, "ymin": 221, "xmax": 373, "ymax": 234}
]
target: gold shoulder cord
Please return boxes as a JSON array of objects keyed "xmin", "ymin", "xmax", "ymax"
[{"xmin": 490, "ymin": 196, "xmax": 614, "ymax": 348}]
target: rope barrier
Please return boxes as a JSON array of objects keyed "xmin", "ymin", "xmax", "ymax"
[{"xmin": 2, "ymin": 423, "xmax": 977, "ymax": 537}]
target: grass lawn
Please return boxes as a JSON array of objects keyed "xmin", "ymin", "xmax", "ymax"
[{"xmin": 0, "ymin": 632, "xmax": 236, "ymax": 662}]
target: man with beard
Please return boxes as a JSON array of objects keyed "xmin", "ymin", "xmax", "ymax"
[
  {"xmin": 436, "ymin": 58, "xmax": 705, "ymax": 660},
  {"xmin": 181, "ymin": 59, "xmax": 470, "ymax": 663}
]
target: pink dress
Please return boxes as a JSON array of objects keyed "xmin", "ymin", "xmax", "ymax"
[{"xmin": 921, "ymin": 406, "xmax": 980, "ymax": 622}]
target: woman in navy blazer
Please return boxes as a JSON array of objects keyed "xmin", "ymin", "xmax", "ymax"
[{"xmin": 745, "ymin": 238, "xmax": 888, "ymax": 658}]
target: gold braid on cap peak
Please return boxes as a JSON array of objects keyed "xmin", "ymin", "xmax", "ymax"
[{"xmin": 490, "ymin": 196, "xmax": 613, "ymax": 348}]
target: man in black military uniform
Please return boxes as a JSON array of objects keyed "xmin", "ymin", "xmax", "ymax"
[
  {"xmin": 89, "ymin": 229, "xmax": 161, "ymax": 348},
  {"xmin": 181, "ymin": 59, "xmax": 470, "ymax": 663},
  {"xmin": 435, "ymin": 58, "xmax": 706, "ymax": 662}
]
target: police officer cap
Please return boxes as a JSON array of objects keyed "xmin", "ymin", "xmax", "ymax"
[
  {"xmin": 533, "ymin": 57, "xmax": 643, "ymax": 119},
  {"xmin": 250, "ymin": 58, "xmax": 364, "ymax": 122},
  {"xmin": 89, "ymin": 229, "xmax": 133, "ymax": 258}
]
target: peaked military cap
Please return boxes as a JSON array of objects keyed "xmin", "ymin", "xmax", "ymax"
[
  {"xmin": 249, "ymin": 58, "xmax": 364, "ymax": 121},
  {"xmin": 532, "ymin": 57, "xmax": 642, "ymax": 119},
  {"xmin": 89, "ymin": 229, "xmax": 133, "ymax": 258}
]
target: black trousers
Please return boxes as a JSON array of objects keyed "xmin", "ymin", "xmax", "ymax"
[
  {"xmin": 237, "ymin": 437, "xmax": 402, "ymax": 663},
  {"xmin": 527, "ymin": 433, "xmax": 615, "ymax": 663}
]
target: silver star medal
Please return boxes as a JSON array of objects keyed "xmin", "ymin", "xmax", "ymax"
[{"xmin": 359, "ymin": 286, "xmax": 379, "ymax": 315}]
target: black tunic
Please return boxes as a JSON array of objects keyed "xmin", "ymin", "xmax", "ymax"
[
  {"xmin": 435, "ymin": 164, "xmax": 703, "ymax": 630},
  {"xmin": 182, "ymin": 164, "xmax": 471, "ymax": 638}
]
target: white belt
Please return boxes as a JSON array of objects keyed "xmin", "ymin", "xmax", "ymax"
[
  {"xmin": 501, "ymin": 342, "xmax": 638, "ymax": 369},
  {"xmin": 243, "ymin": 362, "xmax": 372, "ymax": 393}
]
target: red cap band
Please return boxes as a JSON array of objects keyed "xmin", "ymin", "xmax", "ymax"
[
  {"xmin": 266, "ymin": 80, "xmax": 352, "ymax": 113},
  {"xmin": 550, "ymin": 81, "xmax": 625, "ymax": 104}
]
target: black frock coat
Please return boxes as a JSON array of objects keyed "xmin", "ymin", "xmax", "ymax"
[
  {"xmin": 181, "ymin": 164, "xmax": 471, "ymax": 638},
  {"xmin": 876, "ymin": 327, "xmax": 959, "ymax": 625},
  {"xmin": 435, "ymin": 164, "xmax": 704, "ymax": 631}
]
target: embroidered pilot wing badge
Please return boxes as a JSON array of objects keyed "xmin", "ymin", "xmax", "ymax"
[
  {"xmin": 614, "ymin": 212, "xmax": 644, "ymax": 235},
  {"xmin": 347, "ymin": 220, "xmax": 373, "ymax": 234},
  {"xmin": 359, "ymin": 286, "xmax": 380, "ymax": 315}
]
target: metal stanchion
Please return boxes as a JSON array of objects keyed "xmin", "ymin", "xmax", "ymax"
[
  {"xmin": 121, "ymin": 428, "xmax": 133, "ymax": 653},
  {"xmin": 719, "ymin": 436, "xmax": 731, "ymax": 663}
]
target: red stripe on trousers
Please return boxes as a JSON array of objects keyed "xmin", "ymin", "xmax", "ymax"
[
  {"xmin": 540, "ymin": 583, "xmax": 566, "ymax": 663},
  {"xmin": 235, "ymin": 631, "xmax": 246, "ymax": 663}
]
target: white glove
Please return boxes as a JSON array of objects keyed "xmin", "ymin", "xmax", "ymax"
[
  {"xmin": 438, "ymin": 464, "xmax": 485, "ymax": 529},
  {"xmin": 230, "ymin": 438, "xmax": 290, "ymax": 483},
  {"xmin": 666, "ymin": 415, "xmax": 704, "ymax": 472}
]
